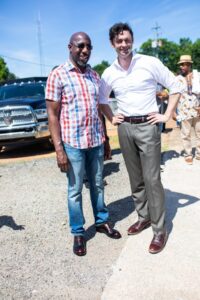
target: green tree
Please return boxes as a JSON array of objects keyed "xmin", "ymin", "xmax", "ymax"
[
  {"xmin": 139, "ymin": 38, "xmax": 179, "ymax": 73},
  {"xmin": 93, "ymin": 60, "xmax": 110, "ymax": 76},
  {"xmin": 179, "ymin": 38, "xmax": 192, "ymax": 55},
  {"xmin": 157, "ymin": 39, "xmax": 180, "ymax": 73},
  {"xmin": 138, "ymin": 39, "xmax": 154, "ymax": 56},
  {"xmin": 192, "ymin": 39, "xmax": 200, "ymax": 70},
  {"xmin": 139, "ymin": 37, "xmax": 200, "ymax": 73},
  {"xmin": 0, "ymin": 57, "xmax": 16, "ymax": 83}
]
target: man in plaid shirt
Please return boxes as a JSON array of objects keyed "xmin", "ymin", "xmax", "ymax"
[{"xmin": 45, "ymin": 32, "xmax": 121, "ymax": 256}]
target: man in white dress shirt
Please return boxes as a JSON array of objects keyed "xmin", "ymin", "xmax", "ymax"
[{"xmin": 99, "ymin": 22, "xmax": 182, "ymax": 254}]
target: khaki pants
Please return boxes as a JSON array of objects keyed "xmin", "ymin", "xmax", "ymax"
[
  {"xmin": 118, "ymin": 122, "xmax": 165, "ymax": 234},
  {"xmin": 180, "ymin": 117, "xmax": 200, "ymax": 158}
]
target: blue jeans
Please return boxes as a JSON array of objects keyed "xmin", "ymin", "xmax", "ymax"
[{"xmin": 63, "ymin": 143, "xmax": 109, "ymax": 235}]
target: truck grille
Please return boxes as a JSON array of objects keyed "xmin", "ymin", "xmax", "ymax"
[{"xmin": 0, "ymin": 106, "xmax": 36, "ymax": 128}]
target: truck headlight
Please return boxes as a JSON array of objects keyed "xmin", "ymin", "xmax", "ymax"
[{"xmin": 35, "ymin": 109, "xmax": 48, "ymax": 120}]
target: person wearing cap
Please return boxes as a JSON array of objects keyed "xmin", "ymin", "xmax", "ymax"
[
  {"xmin": 174, "ymin": 55, "xmax": 200, "ymax": 164},
  {"xmin": 99, "ymin": 22, "xmax": 182, "ymax": 254}
]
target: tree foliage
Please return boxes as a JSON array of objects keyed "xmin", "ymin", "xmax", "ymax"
[
  {"xmin": 192, "ymin": 39, "xmax": 200, "ymax": 70},
  {"xmin": 0, "ymin": 57, "xmax": 16, "ymax": 83},
  {"xmin": 93, "ymin": 60, "xmax": 110, "ymax": 76},
  {"xmin": 139, "ymin": 38, "xmax": 200, "ymax": 73}
]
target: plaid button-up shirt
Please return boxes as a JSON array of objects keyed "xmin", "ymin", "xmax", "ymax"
[{"xmin": 45, "ymin": 61, "xmax": 105, "ymax": 149}]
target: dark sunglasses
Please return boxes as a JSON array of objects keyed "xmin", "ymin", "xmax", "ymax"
[{"xmin": 71, "ymin": 42, "xmax": 93, "ymax": 51}]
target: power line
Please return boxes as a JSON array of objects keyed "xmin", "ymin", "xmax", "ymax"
[
  {"xmin": 37, "ymin": 12, "xmax": 45, "ymax": 75},
  {"xmin": 0, "ymin": 53, "xmax": 53, "ymax": 67}
]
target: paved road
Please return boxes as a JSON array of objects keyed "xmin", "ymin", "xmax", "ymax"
[{"xmin": 102, "ymin": 128, "xmax": 200, "ymax": 300}]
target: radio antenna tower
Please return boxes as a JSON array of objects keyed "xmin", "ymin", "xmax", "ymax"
[
  {"xmin": 152, "ymin": 22, "xmax": 161, "ymax": 42},
  {"xmin": 37, "ymin": 12, "xmax": 45, "ymax": 76},
  {"xmin": 152, "ymin": 22, "xmax": 162, "ymax": 58}
]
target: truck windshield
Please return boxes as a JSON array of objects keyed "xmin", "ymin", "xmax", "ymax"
[{"xmin": 0, "ymin": 83, "xmax": 46, "ymax": 100}]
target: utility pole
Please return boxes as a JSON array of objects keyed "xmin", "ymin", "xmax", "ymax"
[
  {"xmin": 37, "ymin": 12, "xmax": 45, "ymax": 76},
  {"xmin": 152, "ymin": 22, "xmax": 162, "ymax": 58}
]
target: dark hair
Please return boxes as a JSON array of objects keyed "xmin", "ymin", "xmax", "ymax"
[{"xmin": 109, "ymin": 22, "xmax": 133, "ymax": 42}]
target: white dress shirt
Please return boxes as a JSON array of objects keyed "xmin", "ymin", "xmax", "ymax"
[{"xmin": 99, "ymin": 53, "xmax": 182, "ymax": 116}]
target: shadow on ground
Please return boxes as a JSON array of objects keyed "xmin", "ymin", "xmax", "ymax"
[
  {"xmin": 85, "ymin": 196, "xmax": 134, "ymax": 241},
  {"xmin": 85, "ymin": 187, "xmax": 199, "ymax": 241},
  {"xmin": 103, "ymin": 161, "xmax": 120, "ymax": 178},
  {"xmin": 165, "ymin": 189, "xmax": 199, "ymax": 234},
  {"xmin": 161, "ymin": 150, "xmax": 180, "ymax": 165},
  {"xmin": 0, "ymin": 142, "xmax": 54, "ymax": 160},
  {"xmin": 0, "ymin": 215, "xmax": 25, "ymax": 230},
  {"xmin": 111, "ymin": 149, "xmax": 121, "ymax": 156}
]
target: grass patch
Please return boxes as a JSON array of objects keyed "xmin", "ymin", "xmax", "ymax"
[
  {"xmin": 161, "ymin": 144, "xmax": 169, "ymax": 152},
  {"xmin": 109, "ymin": 135, "xmax": 120, "ymax": 150}
]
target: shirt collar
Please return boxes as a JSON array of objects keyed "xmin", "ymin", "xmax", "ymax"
[
  {"xmin": 65, "ymin": 59, "xmax": 91, "ymax": 73},
  {"xmin": 113, "ymin": 51, "xmax": 139, "ymax": 70}
]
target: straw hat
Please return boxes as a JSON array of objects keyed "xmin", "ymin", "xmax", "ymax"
[{"xmin": 177, "ymin": 55, "xmax": 193, "ymax": 64}]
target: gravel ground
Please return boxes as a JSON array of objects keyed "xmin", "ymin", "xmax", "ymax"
[
  {"xmin": 0, "ymin": 128, "xmax": 188, "ymax": 300},
  {"xmin": 0, "ymin": 148, "xmax": 136, "ymax": 300}
]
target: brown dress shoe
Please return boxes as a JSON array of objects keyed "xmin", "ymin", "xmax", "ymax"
[
  {"xmin": 149, "ymin": 231, "xmax": 168, "ymax": 254},
  {"xmin": 128, "ymin": 220, "xmax": 151, "ymax": 235},
  {"xmin": 96, "ymin": 223, "xmax": 121, "ymax": 239},
  {"xmin": 185, "ymin": 156, "xmax": 193, "ymax": 164},
  {"xmin": 73, "ymin": 236, "xmax": 86, "ymax": 256}
]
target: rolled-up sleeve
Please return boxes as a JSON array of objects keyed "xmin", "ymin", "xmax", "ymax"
[
  {"xmin": 153, "ymin": 58, "xmax": 184, "ymax": 95},
  {"xmin": 99, "ymin": 73, "xmax": 112, "ymax": 105}
]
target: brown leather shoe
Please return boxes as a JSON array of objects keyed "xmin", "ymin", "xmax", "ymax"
[
  {"xmin": 73, "ymin": 236, "xmax": 86, "ymax": 256},
  {"xmin": 96, "ymin": 223, "xmax": 121, "ymax": 239},
  {"xmin": 128, "ymin": 220, "xmax": 151, "ymax": 235},
  {"xmin": 185, "ymin": 156, "xmax": 193, "ymax": 164},
  {"xmin": 149, "ymin": 231, "xmax": 168, "ymax": 254}
]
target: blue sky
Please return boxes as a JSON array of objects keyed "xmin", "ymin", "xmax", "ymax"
[{"xmin": 1, "ymin": 0, "xmax": 200, "ymax": 78}]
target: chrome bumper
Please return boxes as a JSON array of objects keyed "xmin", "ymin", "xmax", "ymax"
[{"xmin": 0, "ymin": 122, "xmax": 50, "ymax": 143}]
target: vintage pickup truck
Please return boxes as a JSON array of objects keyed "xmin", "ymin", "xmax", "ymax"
[{"xmin": 0, "ymin": 77, "xmax": 52, "ymax": 150}]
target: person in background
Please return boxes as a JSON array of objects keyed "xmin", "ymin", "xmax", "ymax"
[
  {"xmin": 174, "ymin": 55, "xmax": 200, "ymax": 164},
  {"xmin": 156, "ymin": 85, "xmax": 169, "ymax": 132},
  {"xmin": 45, "ymin": 31, "xmax": 121, "ymax": 257},
  {"xmin": 99, "ymin": 22, "xmax": 182, "ymax": 254}
]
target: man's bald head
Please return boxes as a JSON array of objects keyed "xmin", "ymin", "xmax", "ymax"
[
  {"xmin": 68, "ymin": 32, "xmax": 92, "ymax": 70},
  {"xmin": 69, "ymin": 32, "xmax": 91, "ymax": 44}
]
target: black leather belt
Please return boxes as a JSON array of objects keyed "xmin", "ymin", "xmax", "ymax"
[{"xmin": 124, "ymin": 115, "xmax": 148, "ymax": 124}]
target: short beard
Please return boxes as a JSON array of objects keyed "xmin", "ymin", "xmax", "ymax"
[{"xmin": 77, "ymin": 60, "xmax": 87, "ymax": 67}]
